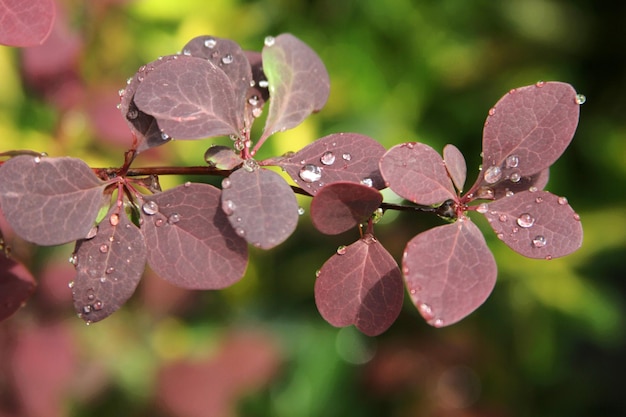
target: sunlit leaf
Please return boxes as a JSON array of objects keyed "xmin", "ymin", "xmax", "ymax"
[
  {"xmin": 141, "ymin": 183, "xmax": 248, "ymax": 289},
  {"xmin": 259, "ymin": 33, "xmax": 330, "ymax": 140},
  {"xmin": 482, "ymin": 190, "xmax": 583, "ymax": 259},
  {"xmin": 315, "ymin": 236, "xmax": 404, "ymax": 336},
  {"xmin": 221, "ymin": 167, "xmax": 299, "ymax": 249},
  {"xmin": 72, "ymin": 207, "xmax": 147, "ymax": 323},
  {"xmin": 0, "ymin": 0, "xmax": 55, "ymax": 47},
  {"xmin": 276, "ymin": 132, "xmax": 386, "ymax": 195},
  {"xmin": 0, "ymin": 156, "xmax": 106, "ymax": 245},
  {"xmin": 310, "ymin": 182, "xmax": 383, "ymax": 235},
  {"xmin": 380, "ymin": 142, "xmax": 457, "ymax": 205},
  {"xmin": 403, "ymin": 219, "xmax": 497, "ymax": 327}
]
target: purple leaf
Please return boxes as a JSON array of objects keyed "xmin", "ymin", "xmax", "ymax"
[
  {"xmin": 0, "ymin": 253, "xmax": 36, "ymax": 321},
  {"xmin": 490, "ymin": 168, "xmax": 550, "ymax": 200},
  {"xmin": 259, "ymin": 33, "xmax": 330, "ymax": 140},
  {"xmin": 481, "ymin": 190, "xmax": 583, "ymax": 259},
  {"xmin": 221, "ymin": 166, "xmax": 299, "ymax": 249},
  {"xmin": 479, "ymin": 82, "xmax": 580, "ymax": 186},
  {"xmin": 0, "ymin": 0, "xmax": 55, "ymax": 47},
  {"xmin": 275, "ymin": 132, "xmax": 386, "ymax": 195},
  {"xmin": 140, "ymin": 183, "xmax": 248, "ymax": 289},
  {"xmin": 133, "ymin": 56, "xmax": 242, "ymax": 140},
  {"xmin": 380, "ymin": 142, "xmax": 457, "ymax": 206},
  {"xmin": 310, "ymin": 182, "xmax": 383, "ymax": 235},
  {"xmin": 403, "ymin": 219, "xmax": 497, "ymax": 327},
  {"xmin": 182, "ymin": 35, "xmax": 252, "ymax": 123},
  {"xmin": 443, "ymin": 144, "xmax": 467, "ymax": 193},
  {"xmin": 72, "ymin": 207, "xmax": 147, "ymax": 323},
  {"xmin": 315, "ymin": 236, "xmax": 404, "ymax": 336},
  {"xmin": 0, "ymin": 156, "xmax": 106, "ymax": 245}
]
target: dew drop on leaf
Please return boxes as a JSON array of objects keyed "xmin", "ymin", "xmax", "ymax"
[
  {"xmin": 258, "ymin": 80, "xmax": 269, "ymax": 88},
  {"xmin": 167, "ymin": 213, "xmax": 181, "ymax": 224},
  {"xmin": 142, "ymin": 201, "xmax": 159, "ymax": 215},
  {"xmin": 532, "ymin": 235, "xmax": 547, "ymax": 248},
  {"xmin": 235, "ymin": 227, "xmax": 245, "ymax": 237},
  {"xmin": 535, "ymin": 80, "xmax": 545, "ymax": 87},
  {"xmin": 243, "ymin": 159, "xmax": 259, "ymax": 172},
  {"xmin": 509, "ymin": 171, "xmax": 521, "ymax": 183},
  {"xmin": 109, "ymin": 213, "xmax": 120, "ymax": 226},
  {"xmin": 476, "ymin": 186, "xmax": 494, "ymax": 199},
  {"xmin": 99, "ymin": 244, "xmax": 109, "ymax": 253},
  {"xmin": 222, "ymin": 199, "xmax": 236, "ymax": 216},
  {"xmin": 264, "ymin": 36, "xmax": 276, "ymax": 47},
  {"xmin": 505, "ymin": 155, "xmax": 520, "ymax": 168},
  {"xmin": 68, "ymin": 281, "xmax": 74, "ymax": 289},
  {"xmin": 342, "ymin": 153, "xmax": 352, "ymax": 161},
  {"xmin": 336, "ymin": 245, "xmax": 347, "ymax": 255},
  {"xmin": 483, "ymin": 166, "xmax": 502, "ymax": 183},
  {"xmin": 418, "ymin": 303, "xmax": 435, "ymax": 321},
  {"xmin": 535, "ymin": 196, "xmax": 544, "ymax": 204},
  {"xmin": 93, "ymin": 300, "xmax": 104, "ymax": 311},
  {"xmin": 221, "ymin": 177, "xmax": 232, "ymax": 189},
  {"xmin": 155, "ymin": 218, "xmax": 164, "ymax": 227},
  {"xmin": 204, "ymin": 38, "xmax": 217, "ymax": 48},
  {"xmin": 360, "ymin": 178, "xmax": 373, "ymax": 187},
  {"xmin": 516, "ymin": 213, "xmax": 535, "ymax": 228},
  {"xmin": 476, "ymin": 203, "xmax": 489, "ymax": 214},
  {"xmin": 160, "ymin": 132, "xmax": 170, "ymax": 141},
  {"xmin": 221, "ymin": 54, "xmax": 233, "ymax": 65},
  {"xmin": 127, "ymin": 109, "xmax": 138, "ymax": 120},
  {"xmin": 299, "ymin": 164, "xmax": 322, "ymax": 182},
  {"xmin": 298, "ymin": 207, "xmax": 305, "ymax": 215},
  {"xmin": 320, "ymin": 151, "xmax": 336, "ymax": 165},
  {"xmin": 575, "ymin": 94, "xmax": 586, "ymax": 104},
  {"xmin": 529, "ymin": 186, "xmax": 538, "ymax": 192},
  {"xmin": 68, "ymin": 254, "xmax": 78, "ymax": 265},
  {"xmin": 557, "ymin": 196, "xmax": 568, "ymax": 205},
  {"xmin": 105, "ymin": 267, "xmax": 115, "ymax": 274}
]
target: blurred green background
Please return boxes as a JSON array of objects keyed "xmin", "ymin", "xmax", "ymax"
[{"xmin": 1, "ymin": 0, "xmax": 625, "ymax": 416}]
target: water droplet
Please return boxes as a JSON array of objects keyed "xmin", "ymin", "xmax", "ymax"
[
  {"xmin": 529, "ymin": 186, "xmax": 538, "ymax": 193},
  {"xmin": 573, "ymin": 213, "xmax": 581, "ymax": 221},
  {"xmin": 221, "ymin": 177, "xmax": 232, "ymax": 189},
  {"xmin": 184, "ymin": 181, "xmax": 192, "ymax": 187},
  {"xmin": 499, "ymin": 214, "xmax": 508, "ymax": 222},
  {"xmin": 264, "ymin": 36, "xmax": 275, "ymax": 47},
  {"xmin": 488, "ymin": 107, "xmax": 496, "ymax": 116},
  {"xmin": 535, "ymin": 196, "xmax": 543, "ymax": 204},
  {"xmin": 509, "ymin": 171, "xmax": 521, "ymax": 183},
  {"xmin": 360, "ymin": 178, "xmax": 373, "ymax": 187},
  {"xmin": 87, "ymin": 291, "xmax": 95, "ymax": 301},
  {"xmin": 83, "ymin": 305, "xmax": 92, "ymax": 314},
  {"xmin": 235, "ymin": 227, "xmax": 245, "ymax": 237},
  {"xmin": 545, "ymin": 255, "xmax": 553, "ymax": 260},
  {"xmin": 496, "ymin": 232, "xmax": 504, "ymax": 240},
  {"xmin": 243, "ymin": 159, "xmax": 259, "ymax": 172},
  {"xmin": 557, "ymin": 196, "xmax": 568, "ymax": 205},
  {"xmin": 315, "ymin": 270, "xmax": 321, "ymax": 278},
  {"xmin": 258, "ymin": 80, "xmax": 269, "ymax": 88},
  {"xmin": 575, "ymin": 94, "xmax": 586, "ymax": 105},
  {"xmin": 298, "ymin": 207, "xmax": 305, "ymax": 216},
  {"xmin": 532, "ymin": 235, "xmax": 547, "ymax": 248},
  {"xmin": 109, "ymin": 213, "xmax": 120, "ymax": 226},
  {"xmin": 433, "ymin": 319, "xmax": 444, "ymax": 327},
  {"xmin": 320, "ymin": 151, "xmax": 335, "ymax": 165},
  {"xmin": 222, "ymin": 199, "xmax": 236, "ymax": 216},
  {"xmin": 142, "ymin": 201, "xmax": 159, "ymax": 215},
  {"xmin": 118, "ymin": 88, "xmax": 126, "ymax": 97},
  {"xmin": 182, "ymin": 48, "xmax": 191, "ymax": 56},
  {"xmin": 93, "ymin": 300, "xmax": 104, "ymax": 311},
  {"xmin": 418, "ymin": 303, "xmax": 435, "ymax": 321},
  {"xmin": 99, "ymin": 244, "xmax": 109, "ymax": 253},
  {"xmin": 33, "ymin": 155, "xmax": 41, "ymax": 164},
  {"xmin": 99, "ymin": 276, "xmax": 107, "ymax": 283},
  {"xmin": 252, "ymin": 107, "xmax": 263, "ymax": 118},
  {"xmin": 155, "ymin": 218, "xmax": 164, "ymax": 227},
  {"xmin": 505, "ymin": 190, "xmax": 515, "ymax": 197},
  {"xmin": 516, "ymin": 213, "xmax": 535, "ymax": 228},
  {"xmin": 68, "ymin": 254, "xmax": 78, "ymax": 265},
  {"xmin": 505, "ymin": 154, "xmax": 519, "ymax": 168},
  {"xmin": 336, "ymin": 245, "xmax": 347, "ymax": 255},
  {"xmin": 127, "ymin": 109, "xmax": 138, "ymax": 120},
  {"xmin": 221, "ymin": 54, "xmax": 233, "ymax": 65},
  {"xmin": 476, "ymin": 186, "xmax": 494, "ymax": 199},
  {"xmin": 168, "ymin": 213, "xmax": 181, "ymax": 224},
  {"xmin": 476, "ymin": 203, "xmax": 489, "ymax": 214},
  {"xmin": 105, "ymin": 267, "xmax": 115, "ymax": 274},
  {"xmin": 299, "ymin": 164, "xmax": 322, "ymax": 182},
  {"xmin": 409, "ymin": 289, "xmax": 417, "ymax": 295},
  {"xmin": 535, "ymin": 80, "xmax": 545, "ymax": 88},
  {"xmin": 68, "ymin": 281, "xmax": 75, "ymax": 289},
  {"xmin": 161, "ymin": 132, "xmax": 170, "ymax": 141},
  {"xmin": 204, "ymin": 38, "xmax": 217, "ymax": 48},
  {"xmin": 248, "ymin": 95, "xmax": 259, "ymax": 106},
  {"xmin": 342, "ymin": 153, "xmax": 352, "ymax": 161},
  {"xmin": 483, "ymin": 166, "xmax": 502, "ymax": 184}
]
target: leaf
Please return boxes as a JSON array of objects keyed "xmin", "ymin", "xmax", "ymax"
[
  {"xmin": 0, "ymin": 0, "xmax": 55, "ymax": 47},
  {"xmin": 276, "ymin": 132, "xmax": 386, "ymax": 195},
  {"xmin": 443, "ymin": 144, "xmax": 467, "ymax": 193},
  {"xmin": 480, "ymin": 82, "xmax": 580, "ymax": 184},
  {"xmin": 259, "ymin": 33, "xmax": 330, "ymax": 140},
  {"xmin": 133, "ymin": 56, "xmax": 242, "ymax": 140},
  {"xmin": 141, "ymin": 183, "xmax": 248, "ymax": 289},
  {"xmin": 315, "ymin": 236, "xmax": 404, "ymax": 336},
  {"xmin": 310, "ymin": 182, "xmax": 383, "ymax": 235},
  {"xmin": 221, "ymin": 167, "xmax": 299, "ymax": 249},
  {"xmin": 243, "ymin": 51, "xmax": 270, "ymax": 127},
  {"xmin": 481, "ymin": 190, "xmax": 583, "ymax": 259},
  {"xmin": 0, "ymin": 253, "xmax": 36, "ymax": 321},
  {"xmin": 0, "ymin": 156, "xmax": 106, "ymax": 245},
  {"xmin": 403, "ymin": 219, "xmax": 497, "ymax": 327},
  {"xmin": 380, "ymin": 142, "xmax": 457, "ymax": 206},
  {"xmin": 491, "ymin": 168, "xmax": 550, "ymax": 200},
  {"xmin": 71, "ymin": 207, "xmax": 147, "ymax": 323}
]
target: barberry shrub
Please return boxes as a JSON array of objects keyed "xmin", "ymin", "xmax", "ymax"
[{"xmin": 0, "ymin": 29, "xmax": 584, "ymax": 334}]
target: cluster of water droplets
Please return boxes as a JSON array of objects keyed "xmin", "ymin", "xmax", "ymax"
[
  {"xmin": 295, "ymin": 150, "xmax": 372, "ymax": 190},
  {"xmin": 141, "ymin": 200, "xmax": 181, "ymax": 226}
]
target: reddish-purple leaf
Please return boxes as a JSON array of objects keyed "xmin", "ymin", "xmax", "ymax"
[
  {"xmin": 221, "ymin": 166, "xmax": 299, "ymax": 249},
  {"xmin": 141, "ymin": 183, "xmax": 248, "ymax": 289},
  {"xmin": 443, "ymin": 144, "xmax": 467, "ymax": 193},
  {"xmin": 0, "ymin": 0, "xmax": 55, "ymax": 47},
  {"xmin": 315, "ymin": 236, "xmax": 404, "ymax": 336},
  {"xmin": 490, "ymin": 168, "xmax": 550, "ymax": 200},
  {"xmin": 403, "ymin": 219, "xmax": 497, "ymax": 327},
  {"xmin": 72, "ymin": 207, "xmax": 147, "ymax": 323},
  {"xmin": 479, "ymin": 82, "xmax": 580, "ymax": 186},
  {"xmin": 259, "ymin": 33, "xmax": 330, "ymax": 141},
  {"xmin": 481, "ymin": 190, "xmax": 583, "ymax": 259},
  {"xmin": 133, "ymin": 56, "xmax": 242, "ymax": 140},
  {"xmin": 380, "ymin": 142, "xmax": 457, "ymax": 205},
  {"xmin": 0, "ymin": 156, "xmax": 106, "ymax": 245},
  {"xmin": 0, "ymin": 254, "xmax": 36, "ymax": 321},
  {"xmin": 276, "ymin": 132, "xmax": 386, "ymax": 195},
  {"xmin": 182, "ymin": 35, "xmax": 252, "ymax": 123},
  {"xmin": 310, "ymin": 182, "xmax": 383, "ymax": 235}
]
